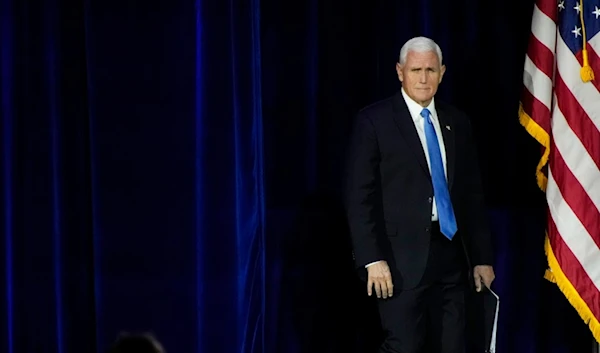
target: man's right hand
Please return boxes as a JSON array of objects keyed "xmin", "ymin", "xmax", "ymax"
[{"xmin": 366, "ymin": 261, "xmax": 394, "ymax": 299}]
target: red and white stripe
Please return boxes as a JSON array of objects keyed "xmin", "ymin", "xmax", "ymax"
[{"xmin": 522, "ymin": 0, "xmax": 600, "ymax": 325}]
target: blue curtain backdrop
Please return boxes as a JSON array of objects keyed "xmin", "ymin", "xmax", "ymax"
[{"xmin": 0, "ymin": 0, "xmax": 596, "ymax": 352}]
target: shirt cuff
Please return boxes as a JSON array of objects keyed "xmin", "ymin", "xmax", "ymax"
[{"xmin": 365, "ymin": 260, "xmax": 383, "ymax": 268}]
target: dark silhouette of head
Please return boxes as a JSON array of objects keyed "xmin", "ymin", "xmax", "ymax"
[{"xmin": 107, "ymin": 332, "xmax": 165, "ymax": 353}]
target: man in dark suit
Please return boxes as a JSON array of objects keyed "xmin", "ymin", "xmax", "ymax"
[{"xmin": 344, "ymin": 36, "xmax": 495, "ymax": 353}]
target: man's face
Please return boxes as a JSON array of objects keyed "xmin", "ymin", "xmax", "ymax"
[{"xmin": 396, "ymin": 50, "xmax": 446, "ymax": 107}]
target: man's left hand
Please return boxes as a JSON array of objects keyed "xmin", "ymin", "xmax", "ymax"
[{"xmin": 473, "ymin": 265, "xmax": 495, "ymax": 292}]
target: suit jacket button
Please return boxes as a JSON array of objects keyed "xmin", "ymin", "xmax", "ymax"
[
  {"xmin": 428, "ymin": 197, "xmax": 433, "ymax": 203},
  {"xmin": 425, "ymin": 227, "xmax": 430, "ymax": 232}
]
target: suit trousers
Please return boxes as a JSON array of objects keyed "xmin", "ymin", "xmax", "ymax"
[{"xmin": 377, "ymin": 222, "xmax": 468, "ymax": 353}]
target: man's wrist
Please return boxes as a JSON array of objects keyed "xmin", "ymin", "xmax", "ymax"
[{"xmin": 365, "ymin": 260, "xmax": 383, "ymax": 268}]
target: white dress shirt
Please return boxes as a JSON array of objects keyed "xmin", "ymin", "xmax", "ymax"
[{"xmin": 365, "ymin": 88, "xmax": 448, "ymax": 268}]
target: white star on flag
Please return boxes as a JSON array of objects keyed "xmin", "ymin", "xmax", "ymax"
[{"xmin": 593, "ymin": 6, "xmax": 600, "ymax": 19}]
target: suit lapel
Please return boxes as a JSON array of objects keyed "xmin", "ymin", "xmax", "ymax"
[
  {"xmin": 391, "ymin": 92, "xmax": 430, "ymax": 176},
  {"xmin": 436, "ymin": 104, "xmax": 456, "ymax": 190},
  {"xmin": 392, "ymin": 92, "xmax": 456, "ymax": 189}
]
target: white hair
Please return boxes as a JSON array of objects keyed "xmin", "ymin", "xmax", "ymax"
[{"xmin": 398, "ymin": 36, "xmax": 443, "ymax": 65}]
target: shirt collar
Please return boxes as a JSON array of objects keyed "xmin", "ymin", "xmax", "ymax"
[{"xmin": 401, "ymin": 87, "xmax": 437, "ymax": 123}]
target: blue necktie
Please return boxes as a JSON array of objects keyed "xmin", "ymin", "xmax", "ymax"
[{"xmin": 421, "ymin": 108, "xmax": 457, "ymax": 240}]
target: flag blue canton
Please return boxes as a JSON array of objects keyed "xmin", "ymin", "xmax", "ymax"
[{"xmin": 558, "ymin": 0, "xmax": 600, "ymax": 54}]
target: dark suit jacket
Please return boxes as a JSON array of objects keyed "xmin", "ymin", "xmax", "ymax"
[{"xmin": 344, "ymin": 91, "xmax": 493, "ymax": 290}]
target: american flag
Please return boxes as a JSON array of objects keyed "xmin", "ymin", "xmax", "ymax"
[{"xmin": 520, "ymin": 0, "xmax": 600, "ymax": 341}]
